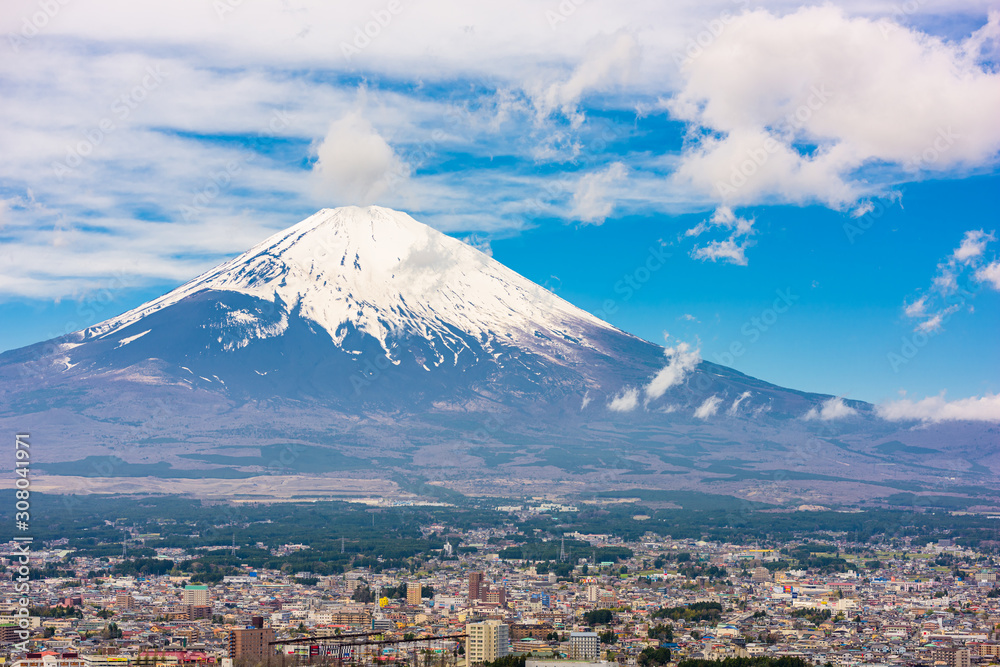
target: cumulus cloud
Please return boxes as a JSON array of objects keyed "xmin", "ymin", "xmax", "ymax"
[
  {"xmin": 644, "ymin": 339, "xmax": 701, "ymax": 401},
  {"xmin": 694, "ymin": 395, "xmax": 722, "ymax": 419},
  {"xmin": 569, "ymin": 162, "xmax": 628, "ymax": 224},
  {"xmin": 313, "ymin": 111, "xmax": 409, "ymax": 204},
  {"xmin": 687, "ymin": 206, "xmax": 755, "ymax": 266},
  {"xmin": 904, "ymin": 229, "xmax": 997, "ymax": 332},
  {"xmin": 877, "ymin": 393, "xmax": 1000, "ymax": 423},
  {"xmin": 977, "ymin": 260, "xmax": 1000, "ymax": 289},
  {"xmin": 608, "ymin": 387, "xmax": 639, "ymax": 412},
  {"xmin": 667, "ymin": 7, "xmax": 1000, "ymax": 209},
  {"xmin": 803, "ymin": 397, "xmax": 857, "ymax": 421},
  {"xmin": 954, "ymin": 229, "xmax": 994, "ymax": 264}
]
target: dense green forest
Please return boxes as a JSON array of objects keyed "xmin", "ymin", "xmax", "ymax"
[{"xmin": 3, "ymin": 490, "xmax": 1000, "ymax": 580}]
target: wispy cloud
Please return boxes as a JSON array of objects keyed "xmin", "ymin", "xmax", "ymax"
[
  {"xmin": 728, "ymin": 391, "xmax": 752, "ymax": 416},
  {"xmin": 803, "ymin": 397, "xmax": 857, "ymax": 421},
  {"xmin": 686, "ymin": 206, "xmax": 755, "ymax": 266},
  {"xmin": 877, "ymin": 393, "xmax": 1000, "ymax": 423},
  {"xmin": 903, "ymin": 229, "xmax": 997, "ymax": 333},
  {"xmin": 569, "ymin": 162, "xmax": 628, "ymax": 224},
  {"xmin": 606, "ymin": 337, "xmax": 701, "ymax": 413},
  {"xmin": 644, "ymin": 339, "xmax": 701, "ymax": 401},
  {"xmin": 694, "ymin": 394, "xmax": 722, "ymax": 419},
  {"xmin": 0, "ymin": 2, "xmax": 998, "ymax": 302},
  {"xmin": 608, "ymin": 387, "xmax": 640, "ymax": 412}
]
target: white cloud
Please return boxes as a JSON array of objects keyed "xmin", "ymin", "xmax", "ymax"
[
  {"xmin": 532, "ymin": 30, "xmax": 640, "ymax": 123},
  {"xmin": 903, "ymin": 296, "xmax": 927, "ymax": 318},
  {"xmin": 914, "ymin": 313, "xmax": 944, "ymax": 334},
  {"xmin": 953, "ymin": 229, "xmax": 994, "ymax": 264},
  {"xmin": 803, "ymin": 397, "xmax": 857, "ymax": 421},
  {"xmin": 644, "ymin": 340, "xmax": 701, "ymax": 401},
  {"xmin": 569, "ymin": 162, "xmax": 628, "ymax": 224},
  {"xmin": 687, "ymin": 206, "xmax": 755, "ymax": 266},
  {"xmin": 313, "ymin": 111, "xmax": 408, "ymax": 204},
  {"xmin": 728, "ymin": 391, "xmax": 752, "ymax": 416},
  {"xmin": 977, "ymin": 260, "xmax": 1000, "ymax": 290},
  {"xmin": 608, "ymin": 387, "xmax": 640, "ymax": 412},
  {"xmin": 607, "ymin": 338, "xmax": 701, "ymax": 412},
  {"xmin": 693, "ymin": 394, "xmax": 722, "ymax": 419},
  {"xmin": 904, "ymin": 229, "xmax": 997, "ymax": 332},
  {"xmin": 667, "ymin": 6, "xmax": 1000, "ymax": 209},
  {"xmin": 877, "ymin": 393, "xmax": 1000, "ymax": 423},
  {"xmin": 691, "ymin": 239, "xmax": 751, "ymax": 266},
  {"xmin": 1, "ymin": 1, "xmax": 998, "ymax": 301},
  {"xmin": 679, "ymin": 313, "xmax": 698, "ymax": 322}
]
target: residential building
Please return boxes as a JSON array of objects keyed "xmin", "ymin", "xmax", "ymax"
[
  {"xmin": 469, "ymin": 572, "xmax": 484, "ymax": 601},
  {"xmin": 181, "ymin": 585, "xmax": 209, "ymax": 607},
  {"xmin": 466, "ymin": 620, "xmax": 509, "ymax": 664},
  {"xmin": 227, "ymin": 626, "xmax": 274, "ymax": 662},
  {"xmin": 407, "ymin": 582, "xmax": 422, "ymax": 606},
  {"xmin": 568, "ymin": 632, "xmax": 599, "ymax": 661}
]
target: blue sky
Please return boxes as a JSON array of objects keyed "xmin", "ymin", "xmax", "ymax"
[{"xmin": 0, "ymin": 0, "xmax": 998, "ymax": 417}]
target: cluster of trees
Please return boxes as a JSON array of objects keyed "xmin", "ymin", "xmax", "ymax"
[
  {"xmin": 29, "ymin": 606, "xmax": 83, "ymax": 619},
  {"xmin": 382, "ymin": 583, "xmax": 435, "ymax": 599},
  {"xmin": 535, "ymin": 562, "xmax": 575, "ymax": 578},
  {"xmin": 478, "ymin": 656, "xmax": 526, "ymax": 667},
  {"xmin": 789, "ymin": 608, "xmax": 831, "ymax": 626},
  {"xmin": 638, "ymin": 647, "xmax": 672, "ymax": 666},
  {"xmin": 648, "ymin": 624, "xmax": 674, "ymax": 642},
  {"xmin": 583, "ymin": 609, "xmax": 615, "ymax": 625},
  {"xmin": 652, "ymin": 602, "xmax": 723, "ymax": 624}
]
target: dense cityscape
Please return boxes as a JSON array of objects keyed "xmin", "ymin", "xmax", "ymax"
[{"xmin": 4, "ymin": 497, "xmax": 1000, "ymax": 667}]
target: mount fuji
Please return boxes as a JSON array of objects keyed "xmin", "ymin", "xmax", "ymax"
[{"xmin": 1, "ymin": 207, "xmax": 996, "ymax": 504}]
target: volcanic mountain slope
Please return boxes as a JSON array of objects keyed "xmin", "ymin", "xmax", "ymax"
[{"xmin": 0, "ymin": 206, "xmax": 996, "ymax": 503}]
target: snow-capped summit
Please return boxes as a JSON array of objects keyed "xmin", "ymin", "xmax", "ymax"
[{"xmin": 86, "ymin": 206, "xmax": 620, "ymax": 369}]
